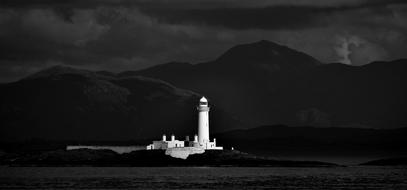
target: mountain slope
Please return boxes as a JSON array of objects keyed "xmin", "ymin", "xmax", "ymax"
[
  {"xmin": 0, "ymin": 66, "xmax": 242, "ymax": 141},
  {"xmin": 121, "ymin": 40, "xmax": 407, "ymax": 128},
  {"xmin": 213, "ymin": 40, "xmax": 321, "ymax": 69}
]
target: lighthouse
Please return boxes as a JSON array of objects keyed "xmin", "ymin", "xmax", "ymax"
[
  {"xmin": 146, "ymin": 96, "xmax": 223, "ymax": 151},
  {"xmin": 197, "ymin": 96, "xmax": 210, "ymax": 146}
]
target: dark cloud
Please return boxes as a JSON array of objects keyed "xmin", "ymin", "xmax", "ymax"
[
  {"xmin": 137, "ymin": 1, "xmax": 406, "ymax": 30},
  {"xmin": 139, "ymin": 6, "xmax": 323, "ymax": 30},
  {"xmin": 0, "ymin": 8, "xmax": 110, "ymax": 61},
  {"xmin": 0, "ymin": 0, "xmax": 402, "ymax": 9},
  {"xmin": 0, "ymin": 0, "xmax": 406, "ymax": 82},
  {"xmin": 2, "ymin": 1, "xmax": 405, "ymax": 31},
  {"xmin": 0, "ymin": 7, "xmax": 234, "ymax": 81}
]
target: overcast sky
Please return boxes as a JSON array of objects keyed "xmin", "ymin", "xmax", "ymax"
[{"xmin": 0, "ymin": 0, "xmax": 406, "ymax": 82}]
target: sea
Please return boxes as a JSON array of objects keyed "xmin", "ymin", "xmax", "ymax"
[{"xmin": 0, "ymin": 166, "xmax": 406, "ymax": 189}]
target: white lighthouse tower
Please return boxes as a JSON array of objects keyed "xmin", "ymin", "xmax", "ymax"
[
  {"xmin": 195, "ymin": 96, "xmax": 222, "ymax": 150},
  {"xmin": 197, "ymin": 96, "xmax": 210, "ymax": 147}
]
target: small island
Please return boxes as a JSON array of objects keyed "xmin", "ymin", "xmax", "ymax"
[
  {"xmin": 0, "ymin": 149, "xmax": 338, "ymax": 167},
  {"xmin": 0, "ymin": 96, "xmax": 345, "ymax": 168},
  {"xmin": 0, "ymin": 96, "xmax": 340, "ymax": 167}
]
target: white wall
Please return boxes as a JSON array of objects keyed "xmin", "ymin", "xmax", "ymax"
[{"xmin": 66, "ymin": 146, "xmax": 144, "ymax": 154}]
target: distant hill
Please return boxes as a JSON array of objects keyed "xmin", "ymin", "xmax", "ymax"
[
  {"xmin": 120, "ymin": 40, "xmax": 407, "ymax": 129},
  {"xmin": 214, "ymin": 125, "xmax": 407, "ymax": 159},
  {"xmin": 360, "ymin": 157, "xmax": 407, "ymax": 166},
  {"xmin": 0, "ymin": 66, "xmax": 242, "ymax": 141}
]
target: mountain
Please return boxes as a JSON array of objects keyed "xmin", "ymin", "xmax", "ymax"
[
  {"xmin": 120, "ymin": 62, "xmax": 193, "ymax": 80},
  {"xmin": 212, "ymin": 40, "xmax": 321, "ymax": 69},
  {"xmin": 0, "ymin": 66, "xmax": 242, "ymax": 141},
  {"xmin": 1, "ymin": 40, "xmax": 406, "ymax": 142},
  {"xmin": 120, "ymin": 40, "xmax": 407, "ymax": 128}
]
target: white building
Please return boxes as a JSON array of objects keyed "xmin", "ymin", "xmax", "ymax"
[
  {"xmin": 147, "ymin": 134, "xmax": 185, "ymax": 150},
  {"xmin": 146, "ymin": 96, "xmax": 223, "ymax": 151}
]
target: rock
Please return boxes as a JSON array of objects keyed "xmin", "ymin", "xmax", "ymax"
[{"xmin": 165, "ymin": 147, "xmax": 205, "ymax": 159}]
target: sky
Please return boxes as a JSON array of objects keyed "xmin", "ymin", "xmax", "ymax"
[{"xmin": 0, "ymin": 0, "xmax": 406, "ymax": 82}]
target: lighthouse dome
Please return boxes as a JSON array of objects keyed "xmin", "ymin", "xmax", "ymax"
[{"xmin": 200, "ymin": 96, "xmax": 208, "ymax": 102}]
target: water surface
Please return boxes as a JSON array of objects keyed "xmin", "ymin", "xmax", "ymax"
[{"xmin": 0, "ymin": 166, "xmax": 406, "ymax": 189}]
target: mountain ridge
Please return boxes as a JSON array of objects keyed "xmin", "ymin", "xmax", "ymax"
[
  {"xmin": 0, "ymin": 66, "xmax": 244, "ymax": 141},
  {"xmin": 119, "ymin": 40, "xmax": 407, "ymax": 129},
  {"xmin": 0, "ymin": 40, "xmax": 406, "ymax": 142},
  {"xmin": 213, "ymin": 40, "xmax": 322, "ymax": 68}
]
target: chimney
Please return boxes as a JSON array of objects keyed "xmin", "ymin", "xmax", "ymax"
[
  {"xmin": 162, "ymin": 134, "xmax": 166, "ymax": 141},
  {"xmin": 214, "ymin": 138, "xmax": 216, "ymax": 146},
  {"xmin": 185, "ymin": 136, "xmax": 190, "ymax": 141},
  {"xmin": 171, "ymin": 134, "xmax": 175, "ymax": 141}
]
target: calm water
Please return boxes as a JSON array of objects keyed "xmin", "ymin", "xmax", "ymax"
[{"xmin": 0, "ymin": 166, "xmax": 406, "ymax": 189}]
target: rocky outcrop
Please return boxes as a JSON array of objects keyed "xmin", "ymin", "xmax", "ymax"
[{"xmin": 165, "ymin": 147, "xmax": 205, "ymax": 159}]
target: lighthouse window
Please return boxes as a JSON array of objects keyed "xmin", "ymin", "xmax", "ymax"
[{"xmin": 200, "ymin": 102, "xmax": 207, "ymax": 105}]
